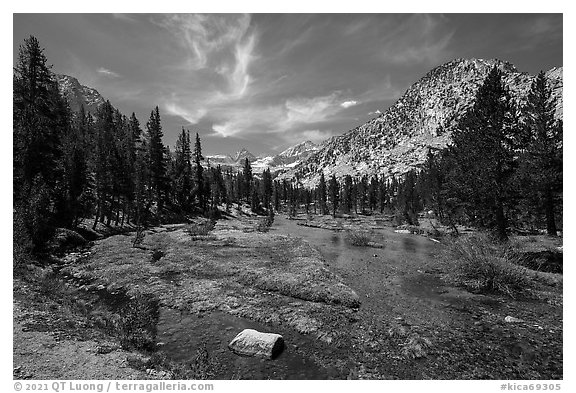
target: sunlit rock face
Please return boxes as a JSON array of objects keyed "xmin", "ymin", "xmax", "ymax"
[{"xmin": 278, "ymin": 59, "xmax": 563, "ymax": 187}]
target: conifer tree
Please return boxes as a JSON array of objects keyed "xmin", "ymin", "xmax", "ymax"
[
  {"xmin": 174, "ymin": 128, "xmax": 193, "ymax": 211},
  {"xmin": 242, "ymin": 158, "xmax": 253, "ymax": 204},
  {"xmin": 318, "ymin": 172, "xmax": 327, "ymax": 215},
  {"xmin": 147, "ymin": 106, "xmax": 167, "ymax": 210},
  {"xmin": 328, "ymin": 174, "xmax": 339, "ymax": 217},
  {"xmin": 446, "ymin": 66, "xmax": 518, "ymax": 240},
  {"xmin": 192, "ymin": 132, "xmax": 205, "ymax": 210},
  {"xmin": 342, "ymin": 175, "xmax": 353, "ymax": 214},
  {"xmin": 519, "ymin": 72, "xmax": 562, "ymax": 235}
]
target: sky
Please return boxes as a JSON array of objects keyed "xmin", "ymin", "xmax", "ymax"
[{"xmin": 13, "ymin": 13, "xmax": 563, "ymax": 156}]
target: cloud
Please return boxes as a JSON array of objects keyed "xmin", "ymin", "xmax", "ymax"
[
  {"xmin": 97, "ymin": 67, "xmax": 120, "ymax": 78},
  {"xmin": 152, "ymin": 14, "xmax": 259, "ymax": 128},
  {"xmin": 284, "ymin": 92, "xmax": 342, "ymax": 125},
  {"xmin": 209, "ymin": 91, "xmax": 347, "ymax": 139},
  {"xmin": 368, "ymin": 109, "xmax": 382, "ymax": 115},
  {"xmin": 340, "ymin": 100, "xmax": 358, "ymax": 108},
  {"xmin": 299, "ymin": 129, "xmax": 334, "ymax": 143},
  {"xmin": 164, "ymin": 102, "xmax": 207, "ymax": 125}
]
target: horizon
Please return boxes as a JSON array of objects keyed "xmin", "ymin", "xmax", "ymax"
[{"xmin": 13, "ymin": 14, "xmax": 562, "ymax": 156}]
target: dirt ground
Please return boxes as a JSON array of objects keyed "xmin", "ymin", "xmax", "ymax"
[{"xmin": 13, "ymin": 211, "xmax": 563, "ymax": 380}]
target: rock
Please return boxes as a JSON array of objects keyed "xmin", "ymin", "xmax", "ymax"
[
  {"xmin": 228, "ymin": 329, "xmax": 285, "ymax": 359},
  {"xmin": 50, "ymin": 228, "xmax": 87, "ymax": 252},
  {"xmin": 394, "ymin": 229, "xmax": 411, "ymax": 234},
  {"xmin": 504, "ymin": 315, "xmax": 524, "ymax": 323}
]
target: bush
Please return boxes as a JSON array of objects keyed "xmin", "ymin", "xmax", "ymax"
[
  {"xmin": 256, "ymin": 213, "xmax": 274, "ymax": 233},
  {"xmin": 346, "ymin": 230, "xmax": 371, "ymax": 246},
  {"xmin": 14, "ymin": 209, "xmax": 33, "ymax": 269},
  {"xmin": 440, "ymin": 234, "xmax": 533, "ymax": 297},
  {"xmin": 185, "ymin": 219, "xmax": 216, "ymax": 238},
  {"xmin": 114, "ymin": 293, "xmax": 160, "ymax": 351}
]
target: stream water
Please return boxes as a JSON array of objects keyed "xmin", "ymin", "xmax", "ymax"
[
  {"xmin": 155, "ymin": 215, "xmax": 440, "ymax": 379},
  {"xmin": 156, "ymin": 308, "xmax": 338, "ymax": 379}
]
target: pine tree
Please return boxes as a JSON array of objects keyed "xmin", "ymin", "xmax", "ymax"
[
  {"xmin": 261, "ymin": 168, "xmax": 273, "ymax": 208},
  {"xmin": 328, "ymin": 174, "xmax": 339, "ymax": 217},
  {"xmin": 342, "ymin": 175, "xmax": 353, "ymax": 214},
  {"xmin": 519, "ymin": 72, "xmax": 562, "ymax": 235},
  {"xmin": 242, "ymin": 158, "xmax": 253, "ymax": 204},
  {"xmin": 318, "ymin": 172, "xmax": 327, "ymax": 215},
  {"xmin": 147, "ymin": 106, "xmax": 167, "ymax": 210},
  {"xmin": 13, "ymin": 36, "xmax": 68, "ymax": 248},
  {"xmin": 446, "ymin": 66, "xmax": 519, "ymax": 240},
  {"xmin": 192, "ymin": 132, "xmax": 205, "ymax": 211},
  {"xmin": 174, "ymin": 128, "xmax": 193, "ymax": 211}
]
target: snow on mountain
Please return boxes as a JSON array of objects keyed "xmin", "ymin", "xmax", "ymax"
[
  {"xmin": 205, "ymin": 141, "xmax": 319, "ymax": 174},
  {"xmin": 278, "ymin": 140, "xmax": 319, "ymax": 158},
  {"xmin": 55, "ymin": 74, "xmax": 106, "ymax": 115},
  {"xmin": 277, "ymin": 58, "xmax": 563, "ymax": 187}
]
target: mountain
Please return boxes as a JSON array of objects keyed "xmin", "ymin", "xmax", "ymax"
[
  {"xmin": 234, "ymin": 148, "xmax": 257, "ymax": 163},
  {"xmin": 205, "ymin": 141, "xmax": 319, "ymax": 174},
  {"xmin": 278, "ymin": 58, "xmax": 563, "ymax": 186},
  {"xmin": 55, "ymin": 74, "xmax": 106, "ymax": 115},
  {"xmin": 278, "ymin": 140, "xmax": 319, "ymax": 159}
]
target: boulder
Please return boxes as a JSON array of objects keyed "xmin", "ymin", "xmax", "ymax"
[
  {"xmin": 228, "ymin": 329, "xmax": 284, "ymax": 359},
  {"xmin": 50, "ymin": 228, "xmax": 87, "ymax": 253}
]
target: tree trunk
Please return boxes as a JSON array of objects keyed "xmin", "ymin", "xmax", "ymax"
[
  {"xmin": 495, "ymin": 200, "xmax": 508, "ymax": 242},
  {"xmin": 93, "ymin": 199, "xmax": 100, "ymax": 230},
  {"xmin": 545, "ymin": 186, "xmax": 557, "ymax": 236}
]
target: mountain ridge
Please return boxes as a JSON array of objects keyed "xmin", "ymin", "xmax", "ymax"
[
  {"xmin": 55, "ymin": 74, "xmax": 106, "ymax": 115},
  {"xmin": 277, "ymin": 58, "xmax": 563, "ymax": 186}
]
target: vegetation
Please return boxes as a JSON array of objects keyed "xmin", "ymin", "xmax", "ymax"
[
  {"xmin": 345, "ymin": 230, "xmax": 372, "ymax": 247},
  {"xmin": 440, "ymin": 234, "xmax": 533, "ymax": 297}
]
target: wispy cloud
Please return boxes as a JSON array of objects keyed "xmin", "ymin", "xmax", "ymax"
[
  {"xmin": 153, "ymin": 14, "xmax": 259, "ymax": 126},
  {"xmin": 97, "ymin": 67, "xmax": 120, "ymax": 78},
  {"xmin": 164, "ymin": 101, "xmax": 207, "ymax": 125},
  {"xmin": 368, "ymin": 109, "xmax": 382, "ymax": 116},
  {"xmin": 340, "ymin": 100, "xmax": 358, "ymax": 108},
  {"xmin": 209, "ymin": 91, "xmax": 349, "ymax": 140}
]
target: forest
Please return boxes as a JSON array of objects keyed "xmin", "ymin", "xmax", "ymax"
[{"xmin": 14, "ymin": 35, "xmax": 563, "ymax": 262}]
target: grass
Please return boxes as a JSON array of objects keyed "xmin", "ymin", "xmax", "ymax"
[
  {"xmin": 440, "ymin": 234, "xmax": 533, "ymax": 298},
  {"xmin": 345, "ymin": 230, "xmax": 372, "ymax": 246},
  {"xmin": 114, "ymin": 293, "xmax": 160, "ymax": 351}
]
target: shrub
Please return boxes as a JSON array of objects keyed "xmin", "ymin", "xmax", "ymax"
[
  {"xmin": 185, "ymin": 219, "xmax": 216, "ymax": 238},
  {"xmin": 114, "ymin": 293, "xmax": 160, "ymax": 351},
  {"xmin": 14, "ymin": 209, "xmax": 33, "ymax": 269},
  {"xmin": 346, "ymin": 230, "xmax": 371, "ymax": 246},
  {"xmin": 440, "ymin": 234, "xmax": 533, "ymax": 297},
  {"xmin": 256, "ymin": 213, "xmax": 274, "ymax": 233},
  {"xmin": 151, "ymin": 249, "xmax": 164, "ymax": 262},
  {"xmin": 401, "ymin": 335, "xmax": 432, "ymax": 359},
  {"xmin": 133, "ymin": 227, "xmax": 145, "ymax": 248}
]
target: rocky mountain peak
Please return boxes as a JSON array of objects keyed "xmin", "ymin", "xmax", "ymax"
[
  {"xmin": 55, "ymin": 74, "xmax": 106, "ymax": 115},
  {"xmin": 278, "ymin": 58, "xmax": 562, "ymax": 187},
  {"xmin": 234, "ymin": 148, "xmax": 257, "ymax": 163}
]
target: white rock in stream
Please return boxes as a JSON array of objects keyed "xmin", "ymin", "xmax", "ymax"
[{"xmin": 228, "ymin": 329, "xmax": 285, "ymax": 359}]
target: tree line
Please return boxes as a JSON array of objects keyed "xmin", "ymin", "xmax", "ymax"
[
  {"xmin": 14, "ymin": 36, "xmax": 562, "ymax": 260},
  {"xmin": 276, "ymin": 66, "xmax": 562, "ymax": 241}
]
